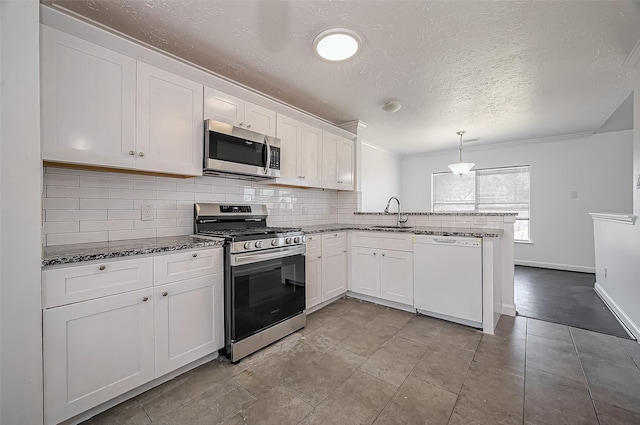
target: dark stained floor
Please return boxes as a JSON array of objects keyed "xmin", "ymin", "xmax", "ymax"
[
  {"xmin": 514, "ymin": 265, "xmax": 632, "ymax": 339},
  {"xmin": 83, "ymin": 298, "xmax": 640, "ymax": 425}
]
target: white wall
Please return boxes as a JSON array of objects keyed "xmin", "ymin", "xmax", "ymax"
[
  {"xmin": 402, "ymin": 130, "xmax": 633, "ymax": 272},
  {"xmin": 360, "ymin": 142, "xmax": 402, "ymax": 212},
  {"xmin": 0, "ymin": 1, "xmax": 44, "ymax": 424}
]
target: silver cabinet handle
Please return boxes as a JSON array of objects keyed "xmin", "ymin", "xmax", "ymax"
[
  {"xmin": 239, "ymin": 122, "xmax": 244, "ymax": 126},
  {"xmin": 382, "ymin": 253, "xmax": 386, "ymax": 257},
  {"xmin": 192, "ymin": 252, "xmax": 198, "ymax": 257},
  {"xmin": 246, "ymin": 124, "xmax": 252, "ymax": 128},
  {"xmin": 373, "ymin": 252, "xmax": 377, "ymax": 256},
  {"xmin": 128, "ymin": 150, "xmax": 135, "ymax": 156},
  {"xmin": 162, "ymin": 291, "xmax": 168, "ymax": 297},
  {"xmin": 98, "ymin": 264, "xmax": 106, "ymax": 271},
  {"xmin": 318, "ymin": 255, "xmax": 322, "ymax": 259},
  {"xmin": 138, "ymin": 152, "xmax": 144, "ymax": 157},
  {"xmin": 142, "ymin": 296, "xmax": 149, "ymax": 302},
  {"xmin": 343, "ymin": 250, "xmax": 347, "ymax": 253}
]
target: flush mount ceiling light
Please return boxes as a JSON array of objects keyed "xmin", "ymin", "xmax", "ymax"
[
  {"xmin": 313, "ymin": 28, "xmax": 361, "ymax": 62},
  {"xmin": 382, "ymin": 101, "xmax": 402, "ymax": 113},
  {"xmin": 448, "ymin": 131, "xmax": 475, "ymax": 175}
]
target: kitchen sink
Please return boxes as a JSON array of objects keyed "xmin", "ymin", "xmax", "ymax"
[{"xmin": 370, "ymin": 225, "xmax": 414, "ymax": 230}]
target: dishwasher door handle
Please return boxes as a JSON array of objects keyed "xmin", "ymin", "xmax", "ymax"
[{"xmin": 433, "ymin": 238, "xmax": 457, "ymax": 244}]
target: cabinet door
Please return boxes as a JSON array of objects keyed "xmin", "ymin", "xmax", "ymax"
[
  {"xmin": 299, "ymin": 124, "xmax": 323, "ymax": 187},
  {"xmin": 321, "ymin": 132, "xmax": 340, "ymax": 190},
  {"xmin": 137, "ymin": 62, "xmax": 203, "ymax": 176},
  {"xmin": 275, "ymin": 114, "xmax": 302, "ymax": 185},
  {"xmin": 154, "ymin": 274, "xmax": 223, "ymax": 377},
  {"xmin": 245, "ymin": 101, "xmax": 276, "ymax": 137},
  {"xmin": 41, "ymin": 26, "xmax": 136, "ymax": 169},
  {"xmin": 203, "ymin": 87, "xmax": 244, "ymax": 126},
  {"xmin": 321, "ymin": 248, "xmax": 348, "ymax": 301},
  {"xmin": 380, "ymin": 250, "xmax": 414, "ymax": 305},
  {"xmin": 306, "ymin": 254, "xmax": 322, "ymax": 309},
  {"xmin": 337, "ymin": 137, "xmax": 355, "ymax": 191},
  {"xmin": 350, "ymin": 247, "xmax": 380, "ymax": 297},
  {"xmin": 44, "ymin": 289, "xmax": 154, "ymax": 425}
]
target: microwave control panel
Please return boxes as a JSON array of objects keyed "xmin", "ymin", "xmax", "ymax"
[{"xmin": 270, "ymin": 146, "xmax": 281, "ymax": 170}]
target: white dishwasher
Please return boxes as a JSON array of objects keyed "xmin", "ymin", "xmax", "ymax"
[{"xmin": 413, "ymin": 235, "xmax": 482, "ymax": 328}]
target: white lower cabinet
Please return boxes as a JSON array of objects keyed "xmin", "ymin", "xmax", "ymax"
[
  {"xmin": 43, "ymin": 248, "xmax": 223, "ymax": 425},
  {"xmin": 43, "ymin": 289, "xmax": 155, "ymax": 425},
  {"xmin": 154, "ymin": 274, "xmax": 224, "ymax": 377},
  {"xmin": 350, "ymin": 232, "xmax": 414, "ymax": 306},
  {"xmin": 305, "ymin": 233, "xmax": 348, "ymax": 309}
]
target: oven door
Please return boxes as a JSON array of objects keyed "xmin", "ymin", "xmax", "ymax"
[
  {"xmin": 229, "ymin": 246, "xmax": 305, "ymax": 342},
  {"xmin": 204, "ymin": 119, "xmax": 280, "ymax": 178}
]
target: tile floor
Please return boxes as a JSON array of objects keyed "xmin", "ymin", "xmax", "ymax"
[{"xmin": 83, "ymin": 297, "xmax": 640, "ymax": 425}]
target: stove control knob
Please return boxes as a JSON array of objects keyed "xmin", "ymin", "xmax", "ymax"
[
  {"xmin": 255, "ymin": 241, "xmax": 263, "ymax": 248},
  {"xmin": 294, "ymin": 236, "xmax": 301, "ymax": 244},
  {"xmin": 243, "ymin": 242, "xmax": 252, "ymax": 250},
  {"xmin": 271, "ymin": 239, "xmax": 279, "ymax": 247},
  {"xmin": 285, "ymin": 237, "xmax": 292, "ymax": 244}
]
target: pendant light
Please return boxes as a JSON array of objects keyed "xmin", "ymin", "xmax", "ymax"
[{"xmin": 448, "ymin": 131, "xmax": 475, "ymax": 175}]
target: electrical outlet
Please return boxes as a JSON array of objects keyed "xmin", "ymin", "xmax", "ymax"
[
  {"xmin": 636, "ymin": 174, "xmax": 640, "ymax": 190},
  {"xmin": 141, "ymin": 204, "xmax": 154, "ymax": 221},
  {"xmin": 604, "ymin": 267, "xmax": 608, "ymax": 278}
]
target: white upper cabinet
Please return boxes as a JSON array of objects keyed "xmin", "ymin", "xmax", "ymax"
[
  {"xmin": 41, "ymin": 27, "xmax": 204, "ymax": 176},
  {"xmin": 275, "ymin": 114, "xmax": 322, "ymax": 187},
  {"xmin": 204, "ymin": 87, "xmax": 276, "ymax": 137},
  {"xmin": 41, "ymin": 26, "xmax": 137, "ymax": 168},
  {"xmin": 136, "ymin": 62, "xmax": 203, "ymax": 176},
  {"xmin": 322, "ymin": 132, "xmax": 355, "ymax": 191}
]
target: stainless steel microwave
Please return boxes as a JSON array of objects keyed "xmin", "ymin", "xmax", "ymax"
[{"xmin": 203, "ymin": 119, "xmax": 281, "ymax": 179}]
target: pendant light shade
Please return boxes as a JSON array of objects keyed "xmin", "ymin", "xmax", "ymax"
[{"xmin": 448, "ymin": 131, "xmax": 475, "ymax": 175}]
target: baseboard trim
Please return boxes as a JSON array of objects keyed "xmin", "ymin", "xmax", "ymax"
[
  {"xmin": 346, "ymin": 291, "xmax": 416, "ymax": 313},
  {"xmin": 594, "ymin": 282, "xmax": 638, "ymax": 340},
  {"xmin": 515, "ymin": 260, "xmax": 595, "ymax": 274},
  {"xmin": 502, "ymin": 303, "xmax": 516, "ymax": 316}
]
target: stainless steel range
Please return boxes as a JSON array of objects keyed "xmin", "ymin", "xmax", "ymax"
[{"xmin": 194, "ymin": 203, "xmax": 306, "ymax": 363}]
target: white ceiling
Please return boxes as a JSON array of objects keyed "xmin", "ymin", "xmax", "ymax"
[{"xmin": 50, "ymin": 0, "xmax": 640, "ymax": 155}]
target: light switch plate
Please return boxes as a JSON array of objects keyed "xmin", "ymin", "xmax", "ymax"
[{"xmin": 141, "ymin": 204, "xmax": 154, "ymax": 221}]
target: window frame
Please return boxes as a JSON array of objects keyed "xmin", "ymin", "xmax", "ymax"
[{"xmin": 431, "ymin": 165, "xmax": 531, "ymax": 242}]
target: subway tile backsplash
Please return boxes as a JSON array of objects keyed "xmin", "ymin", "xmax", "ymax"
[{"xmin": 42, "ymin": 167, "xmax": 345, "ymax": 246}]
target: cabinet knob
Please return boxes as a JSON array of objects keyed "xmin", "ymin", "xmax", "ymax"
[
  {"xmin": 98, "ymin": 264, "xmax": 106, "ymax": 271},
  {"xmin": 192, "ymin": 253, "xmax": 198, "ymax": 257},
  {"xmin": 382, "ymin": 253, "xmax": 385, "ymax": 257},
  {"xmin": 318, "ymin": 255, "xmax": 322, "ymax": 259},
  {"xmin": 128, "ymin": 150, "xmax": 135, "ymax": 156},
  {"xmin": 246, "ymin": 124, "xmax": 252, "ymax": 128},
  {"xmin": 162, "ymin": 291, "xmax": 168, "ymax": 297},
  {"xmin": 142, "ymin": 296, "xmax": 149, "ymax": 302},
  {"xmin": 344, "ymin": 250, "xmax": 347, "ymax": 253},
  {"xmin": 239, "ymin": 122, "xmax": 244, "ymax": 126},
  {"xmin": 373, "ymin": 252, "xmax": 377, "ymax": 256},
  {"xmin": 138, "ymin": 152, "xmax": 144, "ymax": 157}
]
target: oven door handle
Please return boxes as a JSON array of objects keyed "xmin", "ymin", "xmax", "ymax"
[{"xmin": 231, "ymin": 245, "xmax": 305, "ymax": 266}]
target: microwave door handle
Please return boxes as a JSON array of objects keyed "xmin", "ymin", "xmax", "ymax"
[{"xmin": 264, "ymin": 136, "xmax": 271, "ymax": 175}]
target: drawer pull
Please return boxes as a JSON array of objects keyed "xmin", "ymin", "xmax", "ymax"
[
  {"xmin": 382, "ymin": 253, "xmax": 386, "ymax": 257},
  {"xmin": 344, "ymin": 250, "xmax": 347, "ymax": 253},
  {"xmin": 98, "ymin": 264, "xmax": 106, "ymax": 271},
  {"xmin": 373, "ymin": 252, "xmax": 377, "ymax": 256},
  {"xmin": 318, "ymin": 255, "xmax": 322, "ymax": 259},
  {"xmin": 128, "ymin": 150, "xmax": 135, "ymax": 156},
  {"xmin": 192, "ymin": 253, "xmax": 198, "ymax": 258},
  {"xmin": 142, "ymin": 296, "xmax": 149, "ymax": 302},
  {"xmin": 162, "ymin": 291, "xmax": 168, "ymax": 297}
]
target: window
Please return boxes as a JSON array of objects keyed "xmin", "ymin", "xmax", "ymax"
[{"xmin": 432, "ymin": 165, "xmax": 530, "ymax": 241}]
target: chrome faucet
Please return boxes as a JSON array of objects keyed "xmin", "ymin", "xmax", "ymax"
[{"xmin": 384, "ymin": 197, "xmax": 409, "ymax": 227}]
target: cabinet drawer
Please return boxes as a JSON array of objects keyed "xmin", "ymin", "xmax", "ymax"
[
  {"xmin": 42, "ymin": 257, "xmax": 153, "ymax": 308},
  {"xmin": 154, "ymin": 248, "xmax": 223, "ymax": 285},
  {"xmin": 305, "ymin": 235, "xmax": 322, "ymax": 254},
  {"xmin": 351, "ymin": 231, "xmax": 413, "ymax": 251},
  {"xmin": 321, "ymin": 232, "xmax": 347, "ymax": 251}
]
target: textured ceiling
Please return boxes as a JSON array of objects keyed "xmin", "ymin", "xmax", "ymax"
[{"xmin": 50, "ymin": 0, "xmax": 640, "ymax": 155}]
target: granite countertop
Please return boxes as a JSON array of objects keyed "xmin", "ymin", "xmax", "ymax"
[
  {"xmin": 301, "ymin": 224, "xmax": 502, "ymax": 238},
  {"xmin": 43, "ymin": 235, "xmax": 225, "ymax": 267}
]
